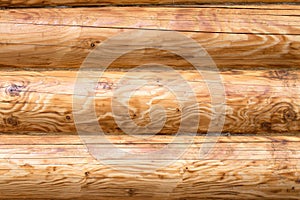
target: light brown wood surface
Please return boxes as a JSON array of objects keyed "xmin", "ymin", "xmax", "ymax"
[
  {"xmin": 0, "ymin": 6, "xmax": 300, "ymax": 69},
  {"xmin": 0, "ymin": 135, "xmax": 298, "ymax": 199},
  {"xmin": 0, "ymin": 0, "xmax": 300, "ymax": 7},
  {"xmin": 1, "ymin": 3, "xmax": 300, "ymax": 200},
  {"xmin": 0, "ymin": 69, "xmax": 300, "ymax": 134}
]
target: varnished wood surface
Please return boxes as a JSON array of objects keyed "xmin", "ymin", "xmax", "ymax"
[
  {"xmin": 0, "ymin": 69, "xmax": 300, "ymax": 134},
  {"xmin": 0, "ymin": 6, "xmax": 300, "ymax": 69},
  {"xmin": 0, "ymin": 3, "xmax": 299, "ymax": 199},
  {"xmin": 0, "ymin": 135, "xmax": 298, "ymax": 199},
  {"xmin": 0, "ymin": 0, "xmax": 299, "ymax": 7}
]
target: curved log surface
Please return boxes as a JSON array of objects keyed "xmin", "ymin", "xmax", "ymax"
[
  {"xmin": 0, "ymin": 69, "xmax": 300, "ymax": 134},
  {"xmin": 0, "ymin": 6, "xmax": 300, "ymax": 69},
  {"xmin": 0, "ymin": 135, "xmax": 299, "ymax": 199}
]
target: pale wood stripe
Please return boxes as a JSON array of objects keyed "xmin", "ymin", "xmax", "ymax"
[{"xmin": 0, "ymin": 135, "xmax": 298, "ymax": 199}]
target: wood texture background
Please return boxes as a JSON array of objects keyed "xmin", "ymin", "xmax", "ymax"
[
  {"xmin": 0, "ymin": 6, "xmax": 300, "ymax": 69},
  {"xmin": 0, "ymin": 1, "xmax": 300, "ymax": 199},
  {"xmin": 1, "ymin": 69, "xmax": 300, "ymax": 134},
  {"xmin": 0, "ymin": 135, "xmax": 299, "ymax": 199}
]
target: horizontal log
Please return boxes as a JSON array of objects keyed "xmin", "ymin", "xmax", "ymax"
[
  {"xmin": 0, "ymin": 6, "xmax": 300, "ymax": 69},
  {"xmin": 1, "ymin": 69, "xmax": 300, "ymax": 134},
  {"xmin": 0, "ymin": 0, "xmax": 298, "ymax": 7},
  {"xmin": 0, "ymin": 135, "xmax": 299, "ymax": 199}
]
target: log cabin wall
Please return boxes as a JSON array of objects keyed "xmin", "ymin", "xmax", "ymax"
[{"xmin": 0, "ymin": 0, "xmax": 300, "ymax": 199}]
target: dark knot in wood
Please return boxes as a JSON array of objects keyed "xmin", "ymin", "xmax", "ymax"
[
  {"xmin": 283, "ymin": 109, "xmax": 297, "ymax": 122},
  {"xmin": 90, "ymin": 43, "xmax": 96, "ymax": 48},
  {"xmin": 6, "ymin": 84, "xmax": 23, "ymax": 97},
  {"xmin": 66, "ymin": 115, "xmax": 71, "ymax": 120},
  {"xmin": 5, "ymin": 116, "xmax": 19, "ymax": 127}
]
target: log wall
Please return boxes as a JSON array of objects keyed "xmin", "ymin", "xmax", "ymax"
[{"xmin": 0, "ymin": 1, "xmax": 300, "ymax": 199}]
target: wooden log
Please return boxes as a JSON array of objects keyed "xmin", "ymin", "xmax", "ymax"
[
  {"xmin": 0, "ymin": 6, "xmax": 300, "ymax": 69},
  {"xmin": 0, "ymin": 0, "xmax": 298, "ymax": 7},
  {"xmin": 1, "ymin": 69, "xmax": 300, "ymax": 134},
  {"xmin": 0, "ymin": 135, "xmax": 299, "ymax": 199}
]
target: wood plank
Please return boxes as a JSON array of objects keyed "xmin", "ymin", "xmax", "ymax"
[
  {"xmin": 0, "ymin": 6, "xmax": 300, "ymax": 69},
  {"xmin": 0, "ymin": 0, "xmax": 299, "ymax": 7},
  {"xmin": 0, "ymin": 135, "xmax": 298, "ymax": 199},
  {"xmin": 0, "ymin": 69, "xmax": 300, "ymax": 134}
]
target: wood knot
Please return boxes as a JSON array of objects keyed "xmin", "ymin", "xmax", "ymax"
[
  {"xmin": 220, "ymin": 172, "xmax": 225, "ymax": 180},
  {"xmin": 5, "ymin": 116, "xmax": 19, "ymax": 127},
  {"xmin": 283, "ymin": 109, "xmax": 296, "ymax": 122},
  {"xmin": 90, "ymin": 43, "xmax": 96, "ymax": 48},
  {"xmin": 261, "ymin": 122, "xmax": 271, "ymax": 131},
  {"xmin": 269, "ymin": 103, "xmax": 297, "ymax": 124},
  {"xmin": 90, "ymin": 41, "xmax": 100, "ymax": 48},
  {"xmin": 85, "ymin": 171, "xmax": 90, "ymax": 176},
  {"xmin": 6, "ymin": 84, "xmax": 23, "ymax": 97},
  {"xmin": 66, "ymin": 115, "xmax": 71, "ymax": 121},
  {"xmin": 268, "ymin": 70, "xmax": 290, "ymax": 80},
  {"xmin": 96, "ymin": 82, "xmax": 113, "ymax": 90}
]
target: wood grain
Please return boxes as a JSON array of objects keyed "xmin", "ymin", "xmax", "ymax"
[
  {"xmin": 1, "ymin": 3, "xmax": 299, "ymax": 200},
  {"xmin": 0, "ymin": 135, "xmax": 299, "ymax": 199},
  {"xmin": 1, "ymin": 69, "xmax": 300, "ymax": 134},
  {"xmin": 0, "ymin": 0, "xmax": 299, "ymax": 7},
  {"xmin": 0, "ymin": 6, "xmax": 300, "ymax": 69}
]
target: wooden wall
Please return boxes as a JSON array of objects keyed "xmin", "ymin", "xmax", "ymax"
[{"xmin": 0, "ymin": 1, "xmax": 300, "ymax": 199}]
